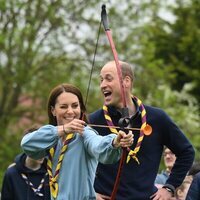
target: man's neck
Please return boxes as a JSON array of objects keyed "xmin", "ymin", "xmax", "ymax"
[
  {"xmin": 126, "ymin": 95, "xmax": 136, "ymax": 116},
  {"xmin": 116, "ymin": 95, "xmax": 136, "ymax": 117}
]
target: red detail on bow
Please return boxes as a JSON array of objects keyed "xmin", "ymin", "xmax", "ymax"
[{"xmin": 101, "ymin": 5, "xmax": 128, "ymax": 200}]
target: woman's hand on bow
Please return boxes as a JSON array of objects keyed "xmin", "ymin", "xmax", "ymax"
[{"xmin": 58, "ymin": 119, "xmax": 85, "ymax": 137}]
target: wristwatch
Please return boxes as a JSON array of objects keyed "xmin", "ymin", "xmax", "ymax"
[{"xmin": 162, "ymin": 184, "xmax": 175, "ymax": 197}]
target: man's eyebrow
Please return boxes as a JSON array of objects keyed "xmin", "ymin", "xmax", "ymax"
[
  {"xmin": 105, "ymin": 74, "xmax": 113, "ymax": 78},
  {"xmin": 100, "ymin": 74, "xmax": 112, "ymax": 78}
]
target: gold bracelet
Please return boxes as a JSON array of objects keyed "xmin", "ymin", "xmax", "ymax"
[{"xmin": 63, "ymin": 124, "xmax": 67, "ymax": 134}]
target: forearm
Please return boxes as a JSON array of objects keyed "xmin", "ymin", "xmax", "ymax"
[
  {"xmin": 21, "ymin": 125, "xmax": 59, "ymax": 159},
  {"xmin": 83, "ymin": 127, "xmax": 121, "ymax": 164}
]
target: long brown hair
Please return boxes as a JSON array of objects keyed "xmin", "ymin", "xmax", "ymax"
[{"xmin": 47, "ymin": 83, "xmax": 87, "ymax": 125}]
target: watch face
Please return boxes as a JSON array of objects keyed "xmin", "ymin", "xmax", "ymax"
[
  {"xmin": 163, "ymin": 186, "xmax": 175, "ymax": 196},
  {"xmin": 165, "ymin": 188, "xmax": 172, "ymax": 192}
]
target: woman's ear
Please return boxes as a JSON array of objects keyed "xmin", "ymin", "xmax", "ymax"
[{"xmin": 51, "ymin": 106, "xmax": 56, "ymax": 117}]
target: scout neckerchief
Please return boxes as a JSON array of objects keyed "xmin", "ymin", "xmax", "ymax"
[
  {"xmin": 47, "ymin": 133, "xmax": 74, "ymax": 199},
  {"xmin": 21, "ymin": 172, "xmax": 48, "ymax": 196},
  {"xmin": 103, "ymin": 96, "xmax": 150, "ymax": 164}
]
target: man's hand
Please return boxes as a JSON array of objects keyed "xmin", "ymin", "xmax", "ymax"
[
  {"xmin": 113, "ymin": 130, "xmax": 133, "ymax": 148},
  {"xmin": 96, "ymin": 193, "xmax": 111, "ymax": 200},
  {"xmin": 150, "ymin": 188, "xmax": 173, "ymax": 200}
]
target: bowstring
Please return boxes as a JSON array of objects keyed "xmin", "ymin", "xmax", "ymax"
[{"xmin": 84, "ymin": 20, "xmax": 102, "ymax": 108}]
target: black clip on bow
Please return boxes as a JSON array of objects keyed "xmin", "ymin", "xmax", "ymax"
[{"xmin": 118, "ymin": 107, "xmax": 130, "ymax": 132}]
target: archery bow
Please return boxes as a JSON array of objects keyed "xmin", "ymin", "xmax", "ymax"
[
  {"xmin": 84, "ymin": 5, "xmax": 152, "ymax": 199},
  {"xmin": 101, "ymin": 4, "xmax": 129, "ymax": 199}
]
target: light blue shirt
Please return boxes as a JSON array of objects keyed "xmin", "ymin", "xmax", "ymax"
[
  {"xmin": 21, "ymin": 125, "xmax": 121, "ymax": 200},
  {"xmin": 155, "ymin": 170, "xmax": 169, "ymax": 185}
]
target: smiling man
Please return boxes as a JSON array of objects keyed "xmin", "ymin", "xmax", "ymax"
[{"xmin": 89, "ymin": 60, "xmax": 195, "ymax": 200}]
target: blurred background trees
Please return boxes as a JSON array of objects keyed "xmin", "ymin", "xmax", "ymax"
[{"xmin": 0, "ymin": 0, "xmax": 199, "ymax": 187}]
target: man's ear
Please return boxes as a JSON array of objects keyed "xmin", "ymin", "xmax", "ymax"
[{"xmin": 124, "ymin": 76, "xmax": 132, "ymax": 88}]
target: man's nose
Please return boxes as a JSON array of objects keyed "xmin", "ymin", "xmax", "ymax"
[{"xmin": 100, "ymin": 80, "xmax": 107, "ymax": 88}]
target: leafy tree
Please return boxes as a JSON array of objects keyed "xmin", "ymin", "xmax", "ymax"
[
  {"xmin": 146, "ymin": 0, "xmax": 200, "ymax": 102},
  {"xmin": 0, "ymin": 0, "xmax": 101, "ymax": 186}
]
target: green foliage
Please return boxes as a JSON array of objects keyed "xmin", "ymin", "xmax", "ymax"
[
  {"xmin": 0, "ymin": 0, "xmax": 101, "ymax": 188},
  {"xmin": 147, "ymin": 0, "xmax": 200, "ymax": 101},
  {"xmin": 148, "ymin": 83, "xmax": 199, "ymax": 158}
]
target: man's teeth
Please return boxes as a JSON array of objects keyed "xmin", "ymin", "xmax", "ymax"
[{"xmin": 104, "ymin": 91, "xmax": 111, "ymax": 97}]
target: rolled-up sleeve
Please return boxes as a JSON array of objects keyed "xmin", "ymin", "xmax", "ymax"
[
  {"xmin": 83, "ymin": 126, "xmax": 121, "ymax": 164},
  {"xmin": 21, "ymin": 125, "xmax": 59, "ymax": 159}
]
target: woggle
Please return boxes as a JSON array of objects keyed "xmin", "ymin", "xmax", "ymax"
[{"xmin": 142, "ymin": 124, "xmax": 152, "ymax": 136}]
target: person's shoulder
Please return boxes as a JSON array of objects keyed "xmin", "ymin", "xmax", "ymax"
[
  {"xmin": 4, "ymin": 163, "xmax": 17, "ymax": 176},
  {"xmin": 8, "ymin": 163, "xmax": 16, "ymax": 169},
  {"xmin": 196, "ymin": 171, "xmax": 200, "ymax": 176},
  {"xmin": 189, "ymin": 172, "xmax": 200, "ymax": 190},
  {"xmin": 195, "ymin": 172, "xmax": 200, "ymax": 186},
  {"xmin": 90, "ymin": 108, "xmax": 103, "ymax": 115},
  {"xmin": 145, "ymin": 105, "xmax": 168, "ymax": 118},
  {"xmin": 194, "ymin": 171, "xmax": 200, "ymax": 180},
  {"xmin": 89, "ymin": 108, "xmax": 103, "ymax": 119},
  {"xmin": 145, "ymin": 104, "xmax": 164, "ymax": 112}
]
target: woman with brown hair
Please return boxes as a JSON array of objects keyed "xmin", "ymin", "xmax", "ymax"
[{"xmin": 21, "ymin": 83, "xmax": 133, "ymax": 200}]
